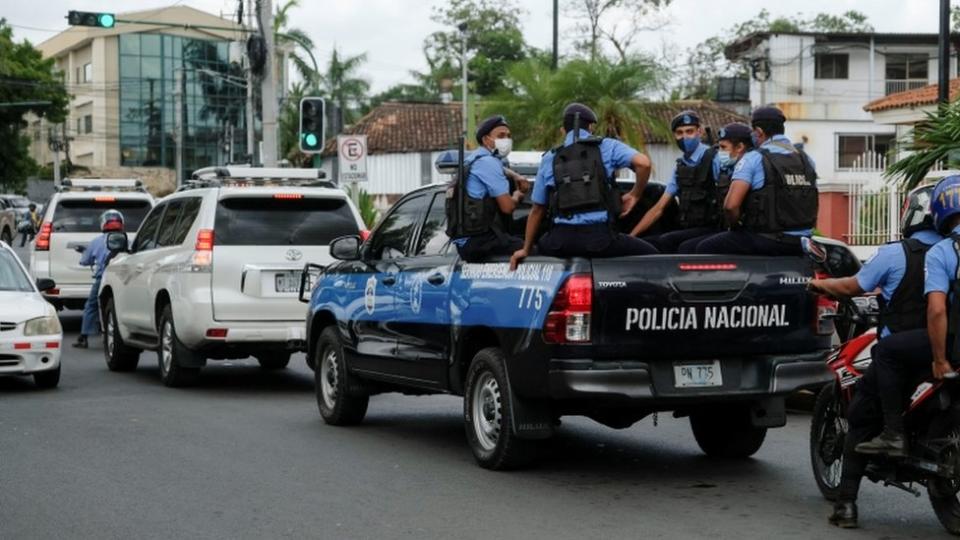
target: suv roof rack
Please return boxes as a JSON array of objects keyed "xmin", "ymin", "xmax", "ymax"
[
  {"xmin": 179, "ymin": 167, "xmax": 336, "ymax": 191},
  {"xmin": 57, "ymin": 178, "xmax": 149, "ymax": 193}
]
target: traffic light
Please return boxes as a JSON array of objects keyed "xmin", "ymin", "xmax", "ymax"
[
  {"xmin": 67, "ymin": 10, "xmax": 116, "ymax": 28},
  {"xmin": 299, "ymin": 97, "xmax": 325, "ymax": 154}
]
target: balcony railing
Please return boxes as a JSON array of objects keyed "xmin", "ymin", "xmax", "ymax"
[{"xmin": 885, "ymin": 79, "xmax": 929, "ymax": 95}]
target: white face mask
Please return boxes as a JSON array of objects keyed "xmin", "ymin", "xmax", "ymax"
[{"xmin": 494, "ymin": 137, "xmax": 513, "ymax": 158}]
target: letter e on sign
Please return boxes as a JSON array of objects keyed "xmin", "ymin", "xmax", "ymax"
[{"xmin": 337, "ymin": 134, "xmax": 368, "ymax": 183}]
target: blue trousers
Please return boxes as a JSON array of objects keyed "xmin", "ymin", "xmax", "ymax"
[{"xmin": 80, "ymin": 276, "xmax": 101, "ymax": 337}]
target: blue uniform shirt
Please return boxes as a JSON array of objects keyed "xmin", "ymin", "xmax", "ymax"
[
  {"xmin": 731, "ymin": 134, "xmax": 816, "ymax": 237},
  {"xmin": 532, "ymin": 129, "xmax": 639, "ymax": 226},
  {"xmin": 79, "ymin": 234, "xmax": 111, "ymax": 279},
  {"xmin": 925, "ymin": 225, "xmax": 960, "ymax": 303},
  {"xmin": 452, "ymin": 147, "xmax": 510, "ymax": 247},
  {"xmin": 664, "ymin": 143, "xmax": 722, "ymax": 197},
  {"xmin": 857, "ymin": 229, "xmax": 942, "ymax": 337}
]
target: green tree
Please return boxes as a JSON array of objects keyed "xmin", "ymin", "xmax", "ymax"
[
  {"xmin": 886, "ymin": 103, "xmax": 960, "ymax": 190},
  {"xmin": 319, "ymin": 47, "xmax": 370, "ymax": 128},
  {"xmin": 483, "ymin": 57, "xmax": 666, "ymax": 150},
  {"xmin": 0, "ymin": 20, "xmax": 69, "ymax": 191},
  {"xmin": 279, "ymin": 82, "xmax": 309, "ymax": 165},
  {"xmin": 366, "ymin": 83, "xmax": 438, "ymax": 111},
  {"xmin": 418, "ymin": 0, "xmax": 528, "ymax": 97},
  {"xmin": 273, "ymin": 0, "xmax": 319, "ymax": 84}
]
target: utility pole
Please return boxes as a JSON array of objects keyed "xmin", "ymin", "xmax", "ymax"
[
  {"xmin": 459, "ymin": 22, "xmax": 468, "ymax": 136},
  {"xmin": 246, "ymin": 0, "xmax": 255, "ymax": 165},
  {"xmin": 938, "ymin": 0, "xmax": 951, "ymax": 105},
  {"xmin": 49, "ymin": 127, "xmax": 62, "ymax": 187},
  {"xmin": 175, "ymin": 69, "xmax": 184, "ymax": 188},
  {"xmin": 260, "ymin": 0, "xmax": 278, "ymax": 166},
  {"xmin": 552, "ymin": 0, "xmax": 558, "ymax": 70}
]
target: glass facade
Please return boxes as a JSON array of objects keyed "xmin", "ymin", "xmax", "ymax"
[{"xmin": 118, "ymin": 33, "xmax": 248, "ymax": 174}]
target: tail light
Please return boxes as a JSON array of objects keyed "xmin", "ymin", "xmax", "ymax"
[
  {"xmin": 35, "ymin": 222, "xmax": 52, "ymax": 251},
  {"xmin": 678, "ymin": 263, "xmax": 737, "ymax": 271},
  {"xmin": 813, "ymin": 271, "xmax": 837, "ymax": 335},
  {"xmin": 543, "ymin": 274, "xmax": 592, "ymax": 344},
  {"xmin": 191, "ymin": 229, "xmax": 214, "ymax": 267},
  {"xmin": 195, "ymin": 229, "xmax": 214, "ymax": 251},
  {"xmin": 273, "ymin": 193, "xmax": 303, "ymax": 200},
  {"xmin": 359, "ymin": 230, "xmax": 371, "ymax": 242}
]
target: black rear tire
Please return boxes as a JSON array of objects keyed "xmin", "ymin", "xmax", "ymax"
[
  {"xmin": 103, "ymin": 298, "xmax": 140, "ymax": 372},
  {"xmin": 157, "ymin": 305, "xmax": 201, "ymax": 387},
  {"xmin": 314, "ymin": 327, "xmax": 368, "ymax": 425},
  {"xmin": 464, "ymin": 347, "xmax": 536, "ymax": 470},
  {"xmin": 690, "ymin": 404, "xmax": 767, "ymax": 458},
  {"xmin": 927, "ymin": 414, "xmax": 960, "ymax": 535},
  {"xmin": 257, "ymin": 352, "xmax": 291, "ymax": 370},
  {"xmin": 810, "ymin": 383, "xmax": 845, "ymax": 501},
  {"xmin": 33, "ymin": 365, "xmax": 60, "ymax": 389}
]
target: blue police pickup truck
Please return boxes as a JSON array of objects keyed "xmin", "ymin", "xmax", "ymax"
[{"xmin": 302, "ymin": 183, "xmax": 835, "ymax": 470}]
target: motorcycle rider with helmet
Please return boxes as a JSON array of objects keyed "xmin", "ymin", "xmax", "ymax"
[
  {"xmin": 808, "ymin": 184, "xmax": 942, "ymax": 528},
  {"xmin": 73, "ymin": 210, "xmax": 125, "ymax": 349}
]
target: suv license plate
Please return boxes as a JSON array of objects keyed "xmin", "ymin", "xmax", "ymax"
[
  {"xmin": 674, "ymin": 361, "xmax": 722, "ymax": 388},
  {"xmin": 275, "ymin": 271, "xmax": 306, "ymax": 293}
]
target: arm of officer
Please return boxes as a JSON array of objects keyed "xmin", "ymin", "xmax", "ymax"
[
  {"xmin": 723, "ymin": 181, "xmax": 750, "ymax": 226},
  {"xmin": 621, "ymin": 153, "xmax": 652, "ymax": 218},
  {"xmin": 79, "ymin": 236, "xmax": 99, "ymax": 266},
  {"xmin": 510, "ymin": 204, "xmax": 544, "ymax": 271},
  {"xmin": 807, "ymin": 277, "xmax": 864, "ymax": 299},
  {"xmin": 631, "ymin": 193, "xmax": 672, "ymax": 237},
  {"xmin": 929, "ymin": 292, "xmax": 951, "ymax": 378}
]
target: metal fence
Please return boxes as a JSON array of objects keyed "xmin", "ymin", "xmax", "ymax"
[{"xmin": 846, "ymin": 182, "xmax": 905, "ymax": 246}]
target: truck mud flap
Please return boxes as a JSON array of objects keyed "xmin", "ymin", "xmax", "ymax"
[{"xmin": 750, "ymin": 397, "xmax": 786, "ymax": 428}]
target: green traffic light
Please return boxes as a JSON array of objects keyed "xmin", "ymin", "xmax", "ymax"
[
  {"xmin": 98, "ymin": 13, "xmax": 115, "ymax": 28},
  {"xmin": 304, "ymin": 133, "xmax": 318, "ymax": 147}
]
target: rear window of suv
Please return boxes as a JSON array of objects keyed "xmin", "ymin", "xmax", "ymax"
[
  {"xmin": 214, "ymin": 197, "xmax": 360, "ymax": 246},
  {"xmin": 52, "ymin": 199, "xmax": 152, "ymax": 233}
]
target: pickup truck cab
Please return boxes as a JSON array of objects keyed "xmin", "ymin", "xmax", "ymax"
[{"xmin": 305, "ymin": 184, "xmax": 834, "ymax": 469}]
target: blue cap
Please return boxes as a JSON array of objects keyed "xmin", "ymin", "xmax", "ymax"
[
  {"xmin": 562, "ymin": 103, "xmax": 598, "ymax": 130},
  {"xmin": 476, "ymin": 115, "xmax": 508, "ymax": 143},
  {"xmin": 670, "ymin": 110, "xmax": 700, "ymax": 131},
  {"xmin": 717, "ymin": 122, "xmax": 753, "ymax": 143},
  {"xmin": 751, "ymin": 106, "xmax": 786, "ymax": 124}
]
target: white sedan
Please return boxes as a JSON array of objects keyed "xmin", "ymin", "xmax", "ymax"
[{"xmin": 0, "ymin": 243, "xmax": 62, "ymax": 388}]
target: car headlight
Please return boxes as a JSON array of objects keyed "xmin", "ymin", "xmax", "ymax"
[{"xmin": 23, "ymin": 316, "xmax": 62, "ymax": 336}]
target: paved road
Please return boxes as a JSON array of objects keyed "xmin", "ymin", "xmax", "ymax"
[{"xmin": 0, "ymin": 308, "xmax": 951, "ymax": 540}]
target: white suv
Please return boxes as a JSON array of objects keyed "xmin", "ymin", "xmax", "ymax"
[
  {"xmin": 98, "ymin": 168, "xmax": 366, "ymax": 387},
  {"xmin": 29, "ymin": 179, "xmax": 154, "ymax": 310}
]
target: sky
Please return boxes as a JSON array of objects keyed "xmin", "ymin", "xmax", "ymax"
[{"xmin": 1, "ymin": 0, "xmax": 949, "ymax": 93}]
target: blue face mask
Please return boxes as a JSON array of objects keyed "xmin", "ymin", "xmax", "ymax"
[
  {"xmin": 676, "ymin": 135, "xmax": 700, "ymax": 155},
  {"xmin": 751, "ymin": 132, "xmax": 761, "ymax": 147},
  {"xmin": 717, "ymin": 150, "xmax": 733, "ymax": 168}
]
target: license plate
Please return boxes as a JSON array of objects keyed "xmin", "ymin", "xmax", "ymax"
[
  {"xmin": 275, "ymin": 271, "xmax": 308, "ymax": 293},
  {"xmin": 674, "ymin": 361, "xmax": 722, "ymax": 388}
]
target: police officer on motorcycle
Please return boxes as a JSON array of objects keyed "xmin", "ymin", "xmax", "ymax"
[
  {"xmin": 510, "ymin": 103, "xmax": 658, "ymax": 269},
  {"xmin": 630, "ymin": 111, "xmax": 722, "ymax": 253},
  {"xmin": 449, "ymin": 115, "xmax": 526, "ymax": 263},
  {"xmin": 807, "ymin": 185, "xmax": 942, "ymax": 528},
  {"xmin": 695, "ymin": 106, "xmax": 819, "ymax": 256}
]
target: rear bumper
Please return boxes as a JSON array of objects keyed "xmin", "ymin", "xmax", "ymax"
[
  {"xmin": 546, "ymin": 352, "xmax": 831, "ymax": 404},
  {"xmin": 187, "ymin": 321, "xmax": 307, "ymax": 353},
  {"xmin": 45, "ymin": 283, "xmax": 93, "ymax": 301}
]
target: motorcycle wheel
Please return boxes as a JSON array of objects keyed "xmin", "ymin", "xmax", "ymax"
[
  {"xmin": 810, "ymin": 382, "xmax": 846, "ymax": 501},
  {"xmin": 927, "ymin": 419, "xmax": 960, "ymax": 535}
]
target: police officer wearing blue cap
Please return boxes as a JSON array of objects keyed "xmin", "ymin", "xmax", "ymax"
[
  {"xmin": 633, "ymin": 116, "xmax": 752, "ymax": 253},
  {"xmin": 510, "ymin": 103, "xmax": 658, "ymax": 269},
  {"xmin": 449, "ymin": 115, "xmax": 525, "ymax": 262},
  {"xmin": 695, "ymin": 106, "xmax": 819, "ymax": 256}
]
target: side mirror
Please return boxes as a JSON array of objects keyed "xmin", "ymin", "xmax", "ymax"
[
  {"xmin": 330, "ymin": 235, "xmax": 361, "ymax": 261},
  {"xmin": 36, "ymin": 278, "xmax": 56, "ymax": 292},
  {"xmin": 106, "ymin": 232, "xmax": 129, "ymax": 253}
]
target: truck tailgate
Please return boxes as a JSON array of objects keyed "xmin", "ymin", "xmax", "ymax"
[{"xmin": 590, "ymin": 255, "xmax": 828, "ymax": 359}]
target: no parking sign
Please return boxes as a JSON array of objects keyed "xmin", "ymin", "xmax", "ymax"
[{"xmin": 337, "ymin": 135, "xmax": 368, "ymax": 184}]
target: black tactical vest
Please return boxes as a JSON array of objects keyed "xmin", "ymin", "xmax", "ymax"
[
  {"xmin": 877, "ymin": 238, "xmax": 931, "ymax": 333},
  {"xmin": 948, "ymin": 235, "xmax": 960, "ymax": 362},
  {"xmin": 741, "ymin": 143, "xmax": 819, "ymax": 233},
  {"xmin": 445, "ymin": 155, "xmax": 509, "ymax": 239},
  {"xmin": 548, "ymin": 137, "xmax": 620, "ymax": 222},
  {"xmin": 715, "ymin": 165, "xmax": 733, "ymax": 225},
  {"xmin": 676, "ymin": 147, "xmax": 720, "ymax": 229}
]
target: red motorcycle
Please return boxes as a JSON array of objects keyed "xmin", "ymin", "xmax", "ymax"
[{"xmin": 805, "ymin": 237, "xmax": 960, "ymax": 535}]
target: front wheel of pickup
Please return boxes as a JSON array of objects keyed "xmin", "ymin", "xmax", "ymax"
[
  {"xmin": 157, "ymin": 305, "xmax": 201, "ymax": 388},
  {"xmin": 315, "ymin": 327, "xmax": 368, "ymax": 425},
  {"xmin": 690, "ymin": 405, "xmax": 767, "ymax": 458},
  {"xmin": 464, "ymin": 347, "xmax": 535, "ymax": 470}
]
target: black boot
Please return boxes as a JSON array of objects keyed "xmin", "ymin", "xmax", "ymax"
[
  {"xmin": 72, "ymin": 335, "xmax": 88, "ymax": 349},
  {"xmin": 855, "ymin": 429, "xmax": 906, "ymax": 456},
  {"xmin": 828, "ymin": 500, "xmax": 858, "ymax": 528}
]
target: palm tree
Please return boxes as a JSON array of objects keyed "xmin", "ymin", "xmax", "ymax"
[
  {"xmin": 482, "ymin": 57, "xmax": 666, "ymax": 150},
  {"xmin": 319, "ymin": 47, "xmax": 371, "ymax": 128},
  {"xmin": 273, "ymin": 0, "xmax": 319, "ymax": 85},
  {"xmin": 886, "ymin": 102, "xmax": 960, "ymax": 189}
]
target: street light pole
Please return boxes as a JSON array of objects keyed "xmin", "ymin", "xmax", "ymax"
[
  {"xmin": 246, "ymin": 0, "xmax": 255, "ymax": 165},
  {"xmin": 552, "ymin": 0, "xmax": 558, "ymax": 70},
  {"xmin": 938, "ymin": 0, "xmax": 951, "ymax": 105},
  {"xmin": 459, "ymin": 22, "xmax": 468, "ymax": 136},
  {"xmin": 260, "ymin": 0, "xmax": 278, "ymax": 166}
]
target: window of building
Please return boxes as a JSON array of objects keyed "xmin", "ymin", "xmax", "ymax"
[
  {"xmin": 885, "ymin": 54, "xmax": 929, "ymax": 94},
  {"xmin": 815, "ymin": 54, "xmax": 849, "ymax": 79},
  {"xmin": 836, "ymin": 134, "xmax": 896, "ymax": 170},
  {"xmin": 83, "ymin": 63, "xmax": 92, "ymax": 83},
  {"xmin": 83, "ymin": 115, "xmax": 92, "ymax": 134}
]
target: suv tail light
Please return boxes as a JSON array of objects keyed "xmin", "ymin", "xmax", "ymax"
[
  {"xmin": 35, "ymin": 222, "xmax": 52, "ymax": 251},
  {"xmin": 813, "ymin": 271, "xmax": 837, "ymax": 336},
  {"xmin": 195, "ymin": 229, "xmax": 214, "ymax": 251},
  {"xmin": 191, "ymin": 229, "xmax": 215, "ymax": 267},
  {"xmin": 543, "ymin": 274, "xmax": 592, "ymax": 344}
]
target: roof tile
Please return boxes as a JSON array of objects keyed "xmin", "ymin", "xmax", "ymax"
[{"xmin": 864, "ymin": 79, "xmax": 960, "ymax": 112}]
